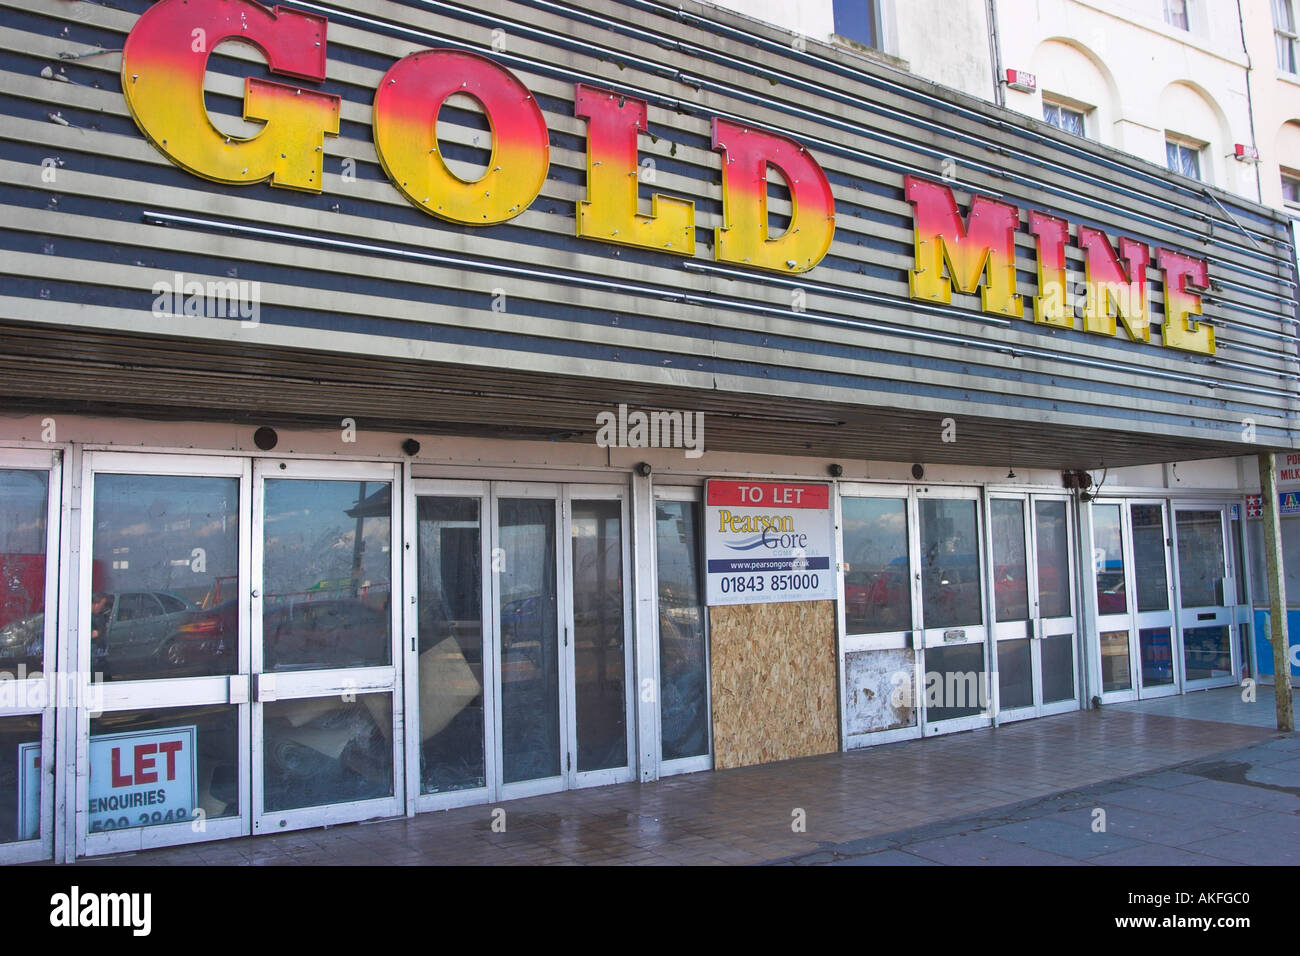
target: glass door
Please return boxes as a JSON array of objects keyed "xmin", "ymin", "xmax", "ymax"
[
  {"xmin": 564, "ymin": 487, "xmax": 634, "ymax": 789},
  {"xmin": 988, "ymin": 494, "xmax": 1079, "ymax": 721},
  {"xmin": 838, "ymin": 486, "xmax": 922, "ymax": 749},
  {"xmin": 79, "ymin": 453, "xmax": 251, "ymax": 857},
  {"xmin": 917, "ymin": 487, "xmax": 989, "ymax": 736},
  {"xmin": 251, "ymin": 461, "xmax": 403, "ymax": 834},
  {"xmin": 653, "ymin": 487, "xmax": 711, "ymax": 774},
  {"xmin": 409, "ymin": 481, "xmax": 493, "ymax": 812},
  {"xmin": 0, "ymin": 450, "xmax": 60, "ymax": 864},
  {"xmin": 1172, "ymin": 504, "xmax": 1238, "ymax": 689},
  {"xmin": 1130, "ymin": 502, "xmax": 1178, "ymax": 698}
]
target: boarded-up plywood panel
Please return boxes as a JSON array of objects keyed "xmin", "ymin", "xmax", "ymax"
[{"xmin": 709, "ymin": 600, "xmax": 838, "ymax": 770}]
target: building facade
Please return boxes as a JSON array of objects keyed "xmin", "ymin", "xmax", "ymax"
[{"xmin": 0, "ymin": 0, "xmax": 1296, "ymax": 865}]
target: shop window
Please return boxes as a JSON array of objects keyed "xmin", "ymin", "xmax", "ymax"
[
  {"xmin": 1042, "ymin": 99, "xmax": 1088, "ymax": 138},
  {"xmin": 0, "ymin": 470, "xmax": 48, "ymax": 678},
  {"xmin": 833, "ymin": 0, "xmax": 880, "ymax": 49},
  {"xmin": 1247, "ymin": 515, "xmax": 1300, "ymax": 607},
  {"xmin": 655, "ymin": 499, "xmax": 710, "ymax": 762},
  {"xmin": 1282, "ymin": 168, "xmax": 1300, "ymax": 207},
  {"xmin": 1164, "ymin": 0, "xmax": 1191, "ymax": 30},
  {"xmin": 1276, "ymin": 0, "xmax": 1298, "ymax": 74},
  {"xmin": 1166, "ymin": 137, "xmax": 1203, "ymax": 181}
]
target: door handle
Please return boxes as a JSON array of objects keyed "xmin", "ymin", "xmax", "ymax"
[
  {"xmin": 228, "ymin": 675, "xmax": 250, "ymax": 705},
  {"xmin": 256, "ymin": 674, "xmax": 276, "ymax": 702}
]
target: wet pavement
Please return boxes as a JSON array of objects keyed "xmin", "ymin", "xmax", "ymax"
[{"xmin": 71, "ymin": 686, "xmax": 1293, "ymax": 866}]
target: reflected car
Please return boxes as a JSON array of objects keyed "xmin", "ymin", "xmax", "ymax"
[
  {"xmin": 92, "ymin": 591, "xmax": 200, "ymax": 672},
  {"xmin": 263, "ymin": 599, "xmax": 389, "ymax": 671},
  {"xmin": 0, "ymin": 612, "xmax": 44, "ymax": 668}
]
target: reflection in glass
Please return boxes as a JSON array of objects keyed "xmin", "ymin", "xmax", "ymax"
[
  {"xmin": 1139, "ymin": 627, "xmax": 1174, "ymax": 687},
  {"xmin": 992, "ymin": 499, "xmax": 1029, "ymax": 622},
  {"xmin": 924, "ymin": 643, "xmax": 985, "ymax": 721},
  {"xmin": 1034, "ymin": 501, "xmax": 1071, "ymax": 619},
  {"xmin": 1183, "ymin": 626, "xmax": 1232, "ymax": 681},
  {"xmin": 0, "ymin": 715, "xmax": 41, "ymax": 843},
  {"xmin": 416, "ymin": 497, "xmax": 485, "ymax": 794},
  {"xmin": 1101, "ymin": 629, "xmax": 1132, "ymax": 691},
  {"xmin": 920, "ymin": 499, "xmax": 982, "ymax": 629},
  {"xmin": 88, "ymin": 705, "xmax": 238, "ymax": 831},
  {"xmin": 656, "ymin": 500, "xmax": 709, "ymax": 761},
  {"xmin": 1041, "ymin": 634, "xmax": 1075, "ymax": 703},
  {"xmin": 0, "ymin": 471, "xmax": 47, "ymax": 678},
  {"xmin": 92, "ymin": 475, "xmax": 239, "ymax": 681},
  {"xmin": 1093, "ymin": 505, "xmax": 1127, "ymax": 615},
  {"xmin": 842, "ymin": 498, "xmax": 912, "ymax": 635},
  {"xmin": 499, "ymin": 499, "xmax": 560, "ymax": 784},
  {"xmin": 1176, "ymin": 510, "xmax": 1226, "ymax": 608},
  {"xmin": 572, "ymin": 501, "xmax": 627, "ymax": 773},
  {"xmin": 263, "ymin": 695, "xmax": 393, "ymax": 812},
  {"xmin": 1131, "ymin": 505, "xmax": 1169, "ymax": 612},
  {"xmin": 997, "ymin": 639, "xmax": 1033, "ymax": 710},
  {"xmin": 262, "ymin": 480, "xmax": 391, "ymax": 672}
]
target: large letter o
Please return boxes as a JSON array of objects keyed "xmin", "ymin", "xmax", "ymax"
[{"xmin": 374, "ymin": 49, "xmax": 549, "ymax": 225}]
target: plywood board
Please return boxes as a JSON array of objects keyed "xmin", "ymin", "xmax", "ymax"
[{"xmin": 709, "ymin": 600, "xmax": 838, "ymax": 770}]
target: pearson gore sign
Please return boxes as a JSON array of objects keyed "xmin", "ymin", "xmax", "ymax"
[
  {"xmin": 87, "ymin": 726, "xmax": 197, "ymax": 833},
  {"xmin": 705, "ymin": 480, "xmax": 835, "ymax": 606}
]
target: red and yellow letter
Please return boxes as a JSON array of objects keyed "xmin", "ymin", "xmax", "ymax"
[
  {"xmin": 575, "ymin": 85, "xmax": 694, "ymax": 254},
  {"xmin": 1158, "ymin": 249, "xmax": 1215, "ymax": 354},
  {"xmin": 1027, "ymin": 212, "xmax": 1072, "ymax": 328},
  {"xmin": 712, "ymin": 119, "xmax": 835, "ymax": 273},
  {"xmin": 121, "ymin": 0, "xmax": 340, "ymax": 192},
  {"xmin": 904, "ymin": 177, "xmax": 1022, "ymax": 318},
  {"xmin": 1078, "ymin": 227, "xmax": 1151, "ymax": 343},
  {"xmin": 373, "ymin": 50, "xmax": 548, "ymax": 225}
]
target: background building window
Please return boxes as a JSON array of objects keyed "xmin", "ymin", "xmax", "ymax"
[
  {"xmin": 1283, "ymin": 168, "xmax": 1300, "ymax": 206},
  {"xmin": 1043, "ymin": 100, "xmax": 1087, "ymax": 137},
  {"xmin": 1166, "ymin": 138, "xmax": 1203, "ymax": 180},
  {"xmin": 833, "ymin": 0, "xmax": 880, "ymax": 49},
  {"xmin": 1276, "ymin": 0, "xmax": 1299, "ymax": 73},
  {"xmin": 1164, "ymin": 0, "xmax": 1191, "ymax": 29}
]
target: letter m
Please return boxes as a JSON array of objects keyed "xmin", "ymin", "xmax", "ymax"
[{"xmin": 904, "ymin": 175, "xmax": 1022, "ymax": 318}]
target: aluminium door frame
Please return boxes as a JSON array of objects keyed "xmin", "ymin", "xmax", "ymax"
[{"xmin": 1170, "ymin": 500, "xmax": 1240, "ymax": 691}]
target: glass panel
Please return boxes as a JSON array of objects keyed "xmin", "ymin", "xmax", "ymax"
[
  {"xmin": 499, "ymin": 499, "xmax": 560, "ymax": 784},
  {"xmin": 1100, "ymin": 629, "xmax": 1132, "ymax": 691},
  {"xmin": 997, "ymin": 639, "xmax": 1033, "ymax": 710},
  {"xmin": 416, "ymin": 497, "xmax": 485, "ymax": 795},
  {"xmin": 1041, "ymin": 634, "xmax": 1075, "ymax": 703},
  {"xmin": 842, "ymin": 498, "xmax": 911, "ymax": 635},
  {"xmin": 923, "ymin": 643, "xmax": 986, "ymax": 721},
  {"xmin": 919, "ymin": 499, "xmax": 982, "ymax": 630},
  {"xmin": 1183, "ymin": 626, "xmax": 1233, "ymax": 681},
  {"xmin": 832, "ymin": 0, "xmax": 877, "ymax": 47},
  {"xmin": 262, "ymin": 480, "xmax": 392, "ymax": 672},
  {"xmin": 92, "ymin": 474, "xmax": 239, "ymax": 681},
  {"xmin": 88, "ymin": 705, "xmax": 238, "ymax": 832},
  {"xmin": 1176, "ymin": 510, "xmax": 1226, "ymax": 608},
  {"xmin": 1246, "ymin": 516, "xmax": 1300, "ymax": 607},
  {"xmin": 1034, "ymin": 500, "xmax": 1071, "ymax": 619},
  {"xmin": 0, "ymin": 470, "xmax": 48, "ymax": 678},
  {"xmin": 263, "ymin": 694, "xmax": 393, "ymax": 812},
  {"xmin": 1139, "ymin": 627, "xmax": 1175, "ymax": 687},
  {"xmin": 655, "ymin": 500, "xmax": 709, "ymax": 761},
  {"xmin": 572, "ymin": 500, "xmax": 626, "ymax": 773},
  {"xmin": 1231, "ymin": 515, "xmax": 1247, "ymax": 604},
  {"xmin": 1093, "ymin": 504, "xmax": 1127, "ymax": 615},
  {"xmin": 992, "ymin": 499, "xmax": 1029, "ymax": 622},
  {"xmin": 1130, "ymin": 504, "xmax": 1169, "ymax": 612},
  {"xmin": 0, "ymin": 715, "xmax": 41, "ymax": 843}
]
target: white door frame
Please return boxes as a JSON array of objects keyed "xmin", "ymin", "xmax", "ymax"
[
  {"xmin": 1171, "ymin": 501, "xmax": 1240, "ymax": 691},
  {"xmin": 0, "ymin": 448, "xmax": 61, "ymax": 865},
  {"xmin": 77, "ymin": 452, "xmax": 252, "ymax": 857},
  {"xmin": 250, "ymin": 458, "xmax": 404, "ymax": 835}
]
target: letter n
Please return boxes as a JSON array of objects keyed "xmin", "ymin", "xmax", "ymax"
[{"xmin": 904, "ymin": 176, "xmax": 1022, "ymax": 318}]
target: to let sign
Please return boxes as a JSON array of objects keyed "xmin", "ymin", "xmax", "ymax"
[
  {"xmin": 88, "ymin": 726, "xmax": 198, "ymax": 833},
  {"xmin": 705, "ymin": 480, "xmax": 835, "ymax": 606}
]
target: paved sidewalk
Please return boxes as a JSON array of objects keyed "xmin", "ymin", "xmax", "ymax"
[{"xmin": 69, "ymin": 687, "xmax": 1292, "ymax": 866}]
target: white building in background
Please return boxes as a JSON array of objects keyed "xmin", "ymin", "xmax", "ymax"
[{"xmin": 711, "ymin": 0, "xmax": 1300, "ymax": 220}]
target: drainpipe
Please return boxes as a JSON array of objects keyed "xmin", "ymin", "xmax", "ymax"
[
  {"xmin": 1236, "ymin": 0, "xmax": 1264, "ymax": 204},
  {"xmin": 986, "ymin": 0, "xmax": 1006, "ymax": 107}
]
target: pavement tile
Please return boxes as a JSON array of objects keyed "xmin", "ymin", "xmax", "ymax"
[
  {"xmin": 904, "ymin": 832, "xmax": 1087, "ymax": 866},
  {"xmin": 977, "ymin": 817, "xmax": 1144, "ymax": 859}
]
